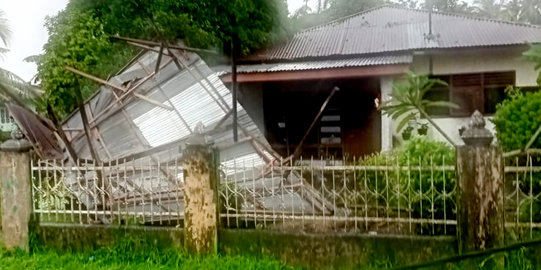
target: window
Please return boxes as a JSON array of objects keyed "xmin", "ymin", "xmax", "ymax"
[{"xmin": 424, "ymin": 72, "xmax": 515, "ymax": 117}]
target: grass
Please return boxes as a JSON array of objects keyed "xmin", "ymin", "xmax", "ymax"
[{"xmin": 0, "ymin": 242, "xmax": 297, "ymax": 270}]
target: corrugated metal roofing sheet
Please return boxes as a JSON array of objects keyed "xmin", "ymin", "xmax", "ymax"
[
  {"xmin": 252, "ymin": 5, "xmax": 541, "ymax": 60},
  {"xmin": 214, "ymin": 54, "xmax": 412, "ymax": 75}
]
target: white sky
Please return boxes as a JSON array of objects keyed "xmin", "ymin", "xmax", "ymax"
[{"xmin": 0, "ymin": 0, "xmax": 474, "ymax": 82}]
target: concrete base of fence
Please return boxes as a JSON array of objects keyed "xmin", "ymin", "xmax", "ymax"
[
  {"xmin": 0, "ymin": 151, "xmax": 31, "ymax": 251},
  {"xmin": 35, "ymin": 224, "xmax": 457, "ymax": 269}
]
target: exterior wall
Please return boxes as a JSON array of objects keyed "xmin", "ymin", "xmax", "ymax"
[
  {"xmin": 401, "ymin": 46, "xmax": 538, "ymax": 146},
  {"xmin": 0, "ymin": 105, "xmax": 15, "ymax": 132},
  {"xmin": 380, "ymin": 76, "xmax": 394, "ymax": 151},
  {"xmin": 410, "ymin": 47, "xmax": 538, "ymax": 87},
  {"xmin": 238, "ymin": 83, "xmax": 265, "ymax": 135}
]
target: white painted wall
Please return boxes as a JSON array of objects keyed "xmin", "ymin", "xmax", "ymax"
[
  {"xmin": 411, "ymin": 47, "xmax": 539, "ymax": 87},
  {"xmin": 384, "ymin": 46, "xmax": 538, "ymax": 147},
  {"xmin": 380, "ymin": 76, "xmax": 394, "ymax": 151}
]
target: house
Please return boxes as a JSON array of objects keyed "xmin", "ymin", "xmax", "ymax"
[
  {"xmin": 218, "ymin": 5, "xmax": 541, "ymax": 158},
  {"xmin": 0, "ymin": 103, "xmax": 15, "ymax": 132}
]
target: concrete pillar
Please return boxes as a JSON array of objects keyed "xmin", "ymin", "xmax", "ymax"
[
  {"xmin": 456, "ymin": 111, "xmax": 504, "ymax": 253},
  {"xmin": 181, "ymin": 123, "xmax": 218, "ymax": 255},
  {"xmin": 380, "ymin": 76, "xmax": 394, "ymax": 151},
  {"xmin": 0, "ymin": 128, "xmax": 32, "ymax": 251}
]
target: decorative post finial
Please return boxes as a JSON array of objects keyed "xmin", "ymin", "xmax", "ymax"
[
  {"xmin": 460, "ymin": 110, "xmax": 493, "ymax": 146},
  {"xmin": 185, "ymin": 122, "xmax": 212, "ymax": 146}
]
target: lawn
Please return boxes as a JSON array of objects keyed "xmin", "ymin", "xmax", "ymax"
[{"xmin": 0, "ymin": 246, "xmax": 296, "ymax": 270}]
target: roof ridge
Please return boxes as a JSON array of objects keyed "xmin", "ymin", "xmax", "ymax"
[
  {"xmin": 298, "ymin": 4, "xmax": 390, "ymax": 32},
  {"xmin": 296, "ymin": 4, "xmax": 541, "ymax": 35}
]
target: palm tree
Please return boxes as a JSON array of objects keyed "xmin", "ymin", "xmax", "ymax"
[
  {"xmin": 0, "ymin": 10, "xmax": 42, "ymax": 107},
  {"xmin": 0, "ymin": 10, "xmax": 10, "ymax": 58}
]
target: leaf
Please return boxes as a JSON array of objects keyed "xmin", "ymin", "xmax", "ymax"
[
  {"xmin": 396, "ymin": 113, "xmax": 416, "ymax": 133},
  {"xmin": 425, "ymin": 101, "xmax": 460, "ymax": 109}
]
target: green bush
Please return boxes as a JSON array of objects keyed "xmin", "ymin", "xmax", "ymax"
[
  {"xmin": 493, "ymin": 89, "xmax": 541, "ymax": 152},
  {"xmin": 356, "ymin": 137, "xmax": 456, "ymax": 234}
]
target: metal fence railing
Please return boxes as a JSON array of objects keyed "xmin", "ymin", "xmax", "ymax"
[
  {"xmin": 219, "ymin": 156, "xmax": 457, "ymax": 235},
  {"xmin": 504, "ymin": 154, "xmax": 541, "ymax": 238},
  {"xmin": 31, "ymin": 157, "xmax": 184, "ymax": 226}
]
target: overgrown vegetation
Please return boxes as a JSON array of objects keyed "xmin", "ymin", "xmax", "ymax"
[
  {"xmin": 37, "ymin": 0, "xmax": 290, "ymax": 118},
  {"xmin": 493, "ymin": 88, "xmax": 541, "ymax": 152},
  {"xmin": 0, "ymin": 239, "xmax": 295, "ymax": 270},
  {"xmin": 355, "ymin": 137, "xmax": 456, "ymax": 234}
]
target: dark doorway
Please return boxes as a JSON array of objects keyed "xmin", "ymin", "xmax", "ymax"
[{"xmin": 262, "ymin": 78, "xmax": 381, "ymax": 159}]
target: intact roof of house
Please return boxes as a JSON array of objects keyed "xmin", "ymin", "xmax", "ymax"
[
  {"xmin": 214, "ymin": 54, "xmax": 412, "ymax": 75},
  {"xmin": 248, "ymin": 5, "xmax": 541, "ymax": 61}
]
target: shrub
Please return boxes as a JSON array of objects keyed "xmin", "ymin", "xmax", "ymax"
[
  {"xmin": 493, "ymin": 89, "xmax": 541, "ymax": 152},
  {"xmin": 356, "ymin": 137, "xmax": 456, "ymax": 233}
]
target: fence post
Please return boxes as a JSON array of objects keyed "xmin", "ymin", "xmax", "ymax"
[
  {"xmin": 0, "ymin": 127, "xmax": 33, "ymax": 251},
  {"xmin": 181, "ymin": 123, "xmax": 218, "ymax": 255},
  {"xmin": 456, "ymin": 111, "xmax": 504, "ymax": 253}
]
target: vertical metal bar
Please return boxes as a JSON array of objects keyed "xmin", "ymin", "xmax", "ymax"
[
  {"xmin": 353, "ymin": 156, "xmax": 358, "ymax": 232},
  {"xmin": 242, "ymin": 159, "xmax": 248, "ymax": 228},
  {"xmin": 78, "ymin": 159, "xmax": 85, "ymax": 224},
  {"xmin": 300, "ymin": 157, "xmax": 305, "ymax": 231},
  {"xmin": 407, "ymin": 155, "xmax": 412, "ymax": 234},
  {"xmin": 321, "ymin": 156, "xmax": 326, "ymax": 229},
  {"xmin": 31, "ymin": 159, "xmax": 36, "ymax": 221},
  {"xmin": 419, "ymin": 156, "xmax": 423, "ymax": 234},
  {"xmin": 385, "ymin": 155, "xmax": 389, "ymax": 232},
  {"xmin": 280, "ymin": 157, "xmax": 285, "ymax": 231},
  {"xmin": 443, "ymin": 155, "xmax": 447, "ymax": 235},
  {"xmin": 364, "ymin": 162, "xmax": 368, "ymax": 231},
  {"xmin": 515, "ymin": 156, "xmax": 519, "ymax": 228},
  {"xmin": 375, "ymin": 159, "xmax": 379, "ymax": 232},
  {"xmin": 396, "ymin": 156, "xmax": 400, "ymax": 231},
  {"xmin": 270, "ymin": 159, "xmax": 275, "ymax": 226},
  {"xmin": 252, "ymin": 157, "xmax": 257, "ymax": 228},
  {"xmin": 158, "ymin": 156, "xmax": 163, "ymax": 225},
  {"xmin": 44, "ymin": 161, "xmax": 50, "ymax": 221},
  {"xmin": 234, "ymin": 158, "xmax": 239, "ymax": 228},
  {"xmin": 342, "ymin": 156, "xmax": 347, "ymax": 232},
  {"xmin": 149, "ymin": 157, "xmax": 154, "ymax": 225},
  {"xmin": 134, "ymin": 158, "xmax": 139, "ymax": 224},
  {"xmin": 100, "ymin": 160, "xmax": 106, "ymax": 223},
  {"xmin": 123, "ymin": 159, "xmax": 128, "ymax": 226},
  {"xmin": 332, "ymin": 156, "xmax": 337, "ymax": 230},
  {"xmin": 166, "ymin": 157, "xmax": 171, "ymax": 225},
  {"xmin": 93, "ymin": 160, "xmax": 98, "ymax": 222},
  {"xmin": 430, "ymin": 155, "xmax": 435, "ymax": 235},
  {"xmin": 529, "ymin": 154, "xmax": 533, "ymax": 238},
  {"xmin": 311, "ymin": 156, "xmax": 315, "ymax": 231},
  {"xmin": 175, "ymin": 156, "xmax": 181, "ymax": 226},
  {"xmin": 54, "ymin": 160, "xmax": 61, "ymax": 222}
]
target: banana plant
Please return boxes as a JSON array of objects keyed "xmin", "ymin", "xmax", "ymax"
[{"xmin": 380, "ymin": 71, "xmax": 459, "ymax": 147}]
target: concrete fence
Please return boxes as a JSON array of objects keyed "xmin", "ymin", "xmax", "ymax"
[{"xmin": 0, "ymin": 113, "xmax": 525, "ymax": 267}]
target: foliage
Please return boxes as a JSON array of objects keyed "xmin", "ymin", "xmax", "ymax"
[
  {"xmin": 492, "ymin": 90, "xmax": 541, "ymax": 151},
  {"xmin": 0, "ymin": 238, "xmax": 295, "ymax": 270},
  {"xmin": 524, "ymin": 44, "xmax": 541, "ymax": 85},
  {"xmin": 357, "ymin": 137, "xmax": 456, "ymax": 234},
  {"xmin": 37, "ymin": 0, "xmax": 290, "ymax": 118},
  {"xmin": 380, "ymin": 71, "xmax": 458, "ymax": 146},
  {"xmin": 0, "ymin": 9, "xmax": 9, "ymax": 57}
]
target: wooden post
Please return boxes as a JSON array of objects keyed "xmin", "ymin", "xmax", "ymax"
[
  {"xmin": 182, "ymin": 123, "xmax": 218, "ymax": 255},
  {"xmin": 0, "ymin": 127, "xmax": 33, "ymax": 251},
  {"xmin": 456, "ymin": 111, "xmax": 504, "ymax": 253}
]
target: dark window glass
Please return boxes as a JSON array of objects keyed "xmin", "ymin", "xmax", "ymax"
[{"xmin": 484, "ymin": 86, "xmax": 506, "ymax": 114}]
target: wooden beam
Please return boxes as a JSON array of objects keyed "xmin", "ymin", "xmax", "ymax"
[
  {"xmin": 220, "ymin": 64, "xmax": 409, "ymax": 83},
  {"xmin": 112, "ymin": 35, "xmax": 218, "ymax": 54},
  {"xmin": 65, "ymin": 66, "xmax": 173, "ymax": 111}
]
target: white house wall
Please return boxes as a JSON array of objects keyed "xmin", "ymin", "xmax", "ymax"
[{"xmin": 384, "ymin": 47, "xmax": 539, "ymax": 147}]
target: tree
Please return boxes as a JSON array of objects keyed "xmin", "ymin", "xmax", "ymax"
[
  {"xmin": 37, "ymin": 0, "xmax": 290, "ymax": 117},
  {"xmin": 0, "ymin": 10, "xmax": 9, "ymax": 57},
  {"xmin": 0, "ymin": 10, "xmax": 42, "ymax": 107},
  {"xmin": 380, "ymin": 71, "xmax": 459, "ymax": 146}
]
